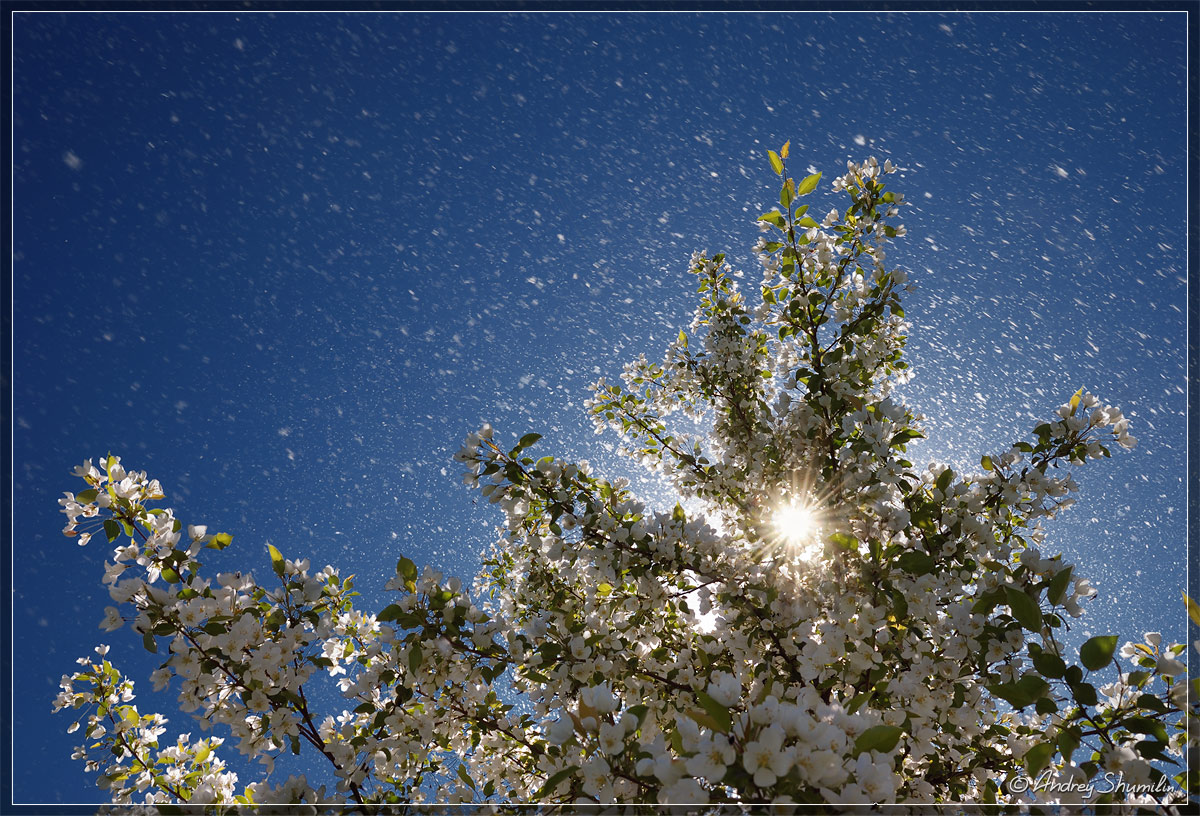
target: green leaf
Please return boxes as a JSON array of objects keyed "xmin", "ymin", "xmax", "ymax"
[
  {"xmin": 1024, "ymin": 741, "xmax": 1055, "ymax": 775},
  {"xmin": 827, "ymin": 532, "xmax": 858, "ymax": 552},
  {"xmin": 517, "ymin": 432, "xmax": 542, "ymax": 450},
  {"xmin": 160, "ymin": 567, "xmax": 181, "ymax": 584},
  {"xmin": 890, "ymin": 429, "xmax": 924, "ymax": 447},
  {"xmin": 1184, "ymin": 592, "xmax": 1200, "ymax": 627},
  {"xmin": 456, "ymin": 762, "xmax": 476, "ymax": 791},
  {"xmin": 205, "ymin": 532, "xmax": 233, "ymax": 550},
  {"xmin": 103, "ymin": 519, "xmax": 120, "ymax": 543},
  {"xmin": 142, "ymin": 632, "xmax": 157, "ymax": 654},
  {"xmin": 896, "ymin": 551, "xmax": 935, "ymax": 576},
  {"xmin": 694, "ymin": 690, "xmax": 732, "ymax": 734},
  {"xmin": 681, "ymin": 706, "xmax": 722, "ymax": 734},
  {"xmin": 1057, "ymin": 728, "xmax": 1080, "ymax": 759},
  {"xmin": 980, "ymin": 455, "xmax": 994, "ymax": 472},
  {"xmin": 1135, "ymin": 693, "xmax": 1169, "ymax": 713},
  {"xmin": 626, "ymin": 703, "xmax": 649, "ymax": 725},
  {"xmin": 678, "ymin": 329, "xmax": 688, "ymax": 348},
  {"xmin": 1070, "ymin": 681, "xmax": 1098, "ymax": 706},
  {"xmin": 267, "ymin": 544, "xmax": 285, "ymax": 577},
  {"xmin": 76, "ymin": 488, "xmax": 99, "ymax": 503},
  {"xmin": 768, "ymin": 149, "xmax": 783, "ymax": 175},
  {"xmin": 796, "ymin": 172, "xmax": 822, "ymax": 196},
  {"xmin": 972, "ymin": 588, "xmax": 1004, "ymax": 615},
  {"xmin": 672, "ymin": 503, "xmax": 687, "ymax": 523},
  {"xmin": 935, "ymin": 468, "xmax": 954, "ymax": 493},
  {"xmin": 397, "ymin": 555, "xmax": 418, "ymax": 583},
  {"xmin": 1080, "ymin": 635, "xmax": 1118, "ymax": 671},
  {"xmin": 758, "ymin": 211, "xmax": 787, "ymax": 229},
  {"xmin": 1031, "ymin": 651, "xmax": 1066, "ymax": 679},
  {"xmin": 1005, "ymin": 586, "xmax": 1043, "ymax": 631},
  {"xmin": 853, "ymin": 724, "xmax": 903, "ymax": 756},
  {"xmin": 780, "ymin": 140, "xmax": 789, "ymax": 159},
  {"xmin": 1046, "ymin": 566, "xmax": 1073, "ymax": 605},
  {"xmin": 988, "ymin": 675, "xmax": 1050, "ymax": 710},
  {"xmin": 1035, "ymin": 696, "xmax": 1058, "ymax": 715},
  {"xmin": 378, "ymin": 604, "xmax": 404, "ymax": 623},
  {"xmin": 596, "ymin": 582, "xmax": 613, "ymax": 597},
  {"xmin": 1124, "ymin": 716, "xmax": 1169, "ymax": 743},
  {"xmin": 535, "ymin": 765, "xmax": 578, "ymax": 798},
  {"xmin": 780, "ymin": 178, "xmax": 794, "ymax": 208},
  {"xmin": 409, "ymin": 641, "xmax": 424, "ymax": 673}
]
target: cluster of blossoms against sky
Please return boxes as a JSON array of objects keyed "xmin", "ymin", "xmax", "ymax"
[{"xmin": 52, "ymin": 158, "xmax": 1189, "ymax": 807}]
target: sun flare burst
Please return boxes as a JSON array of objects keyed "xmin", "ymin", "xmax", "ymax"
[{"xmin": 771, "ymin": 497, "xmax": 825, "ymax": 560}]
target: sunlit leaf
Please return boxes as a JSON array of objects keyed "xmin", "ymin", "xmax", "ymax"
[
  {"xmin": 1080, "ymin": 635, "xmax": 1118, "ymax": 671},
  {"xmin": 796, "ymin": 172, "xmax": 821, "ymax": 195}
]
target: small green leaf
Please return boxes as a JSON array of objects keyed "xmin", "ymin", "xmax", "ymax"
[
  {"xmin": 1046, "ymin": 566, "xmax": 1073, "ymax": 605},
  {"xmin": 853, "ymin": 724, "xmax": 903, "ymax": 756},
  {"xmin": 780, "ymin": 177, "xmax": 794, "ymax": 208},
  {"xmin": 796, "ymin": 172, "xmax": 822, "ymax": 196},
  {"xmin": 780, "ymin": 140, "xmax": 789, "ymax": 159},
  {"xmin": 1124, "ymin": 716, "xmax": 1169, "ymax": 743},
  {"xmin": 1080, "ymin": 635, "xmax": 1118, "ymax": 671},
  {"xmin": 890, "ymin": 429, "xmax": 924, "ymax": 447},
  {"xmin": 827, "ymin": 532, "xmax": 858, "ymax": 551},
  {"xmin": 456, "ymin": 762, "xmax": 476, "ymax": 791},
  {"xmin": 681, "ymin": 706, "xmax": 722, "ymax": 734},
  {"xmin": 397, "ymin": 556, "xmax": 418, "ymax": 583},
  {"xmin": 76, "ymin": 488, "xmax": 99, "ymax": 503},
  {"xmin": 678, "ymin": 329, "xmax": 688, "ymax": 348},
  {"xmin": 1024, "ymin": 741, "xmax": 1055, "ymax": 775},
  {"xmin": 205, "ymin": 532, "xmax": 233, "ymax": 550},
  {"xmin": 1057, "ymin": 728, "xmax": 1080, "ymax": 758},
  {"xmin": 378, "ymin": 604, "xmax": 403, "ymax": 623},
  {"xmin": 758, "ymin": 211, "xmax": 787, "ymax": 229},
  {"xmin": 103, "ymin": 519, "xmax": 121, "ymax": 543},
  {"xmin": 1035, "ymin": 696, "xmax": 1058, "ymax": 715},
  {"xmin": 896, "ymin": 551, "xmax": 935, "ymax": 576},
  {"xmin": 142, "ymin": 632, "xmax": 157, "ymax": 654},
  {"xmin": 1006, "ymin": 586, "xmax": 1043, "ymax": 631},
  {"xmin": 1031, "ymin": 651, "xmax": 1066, "ymax": 679},
  {"xmin": 409, "ymin": 641, "xmax": 424, "ymax": 673},
  {"xmin": 768, "ymin": 150, "xmax": 784, "ymax": 175},
  {"xmin": 535, "ymin": 765, "xmax": 578, "ymax": 798},
  {"xmin": 980, "ymin": 455, "xmax": 994, "ymax": 472},
  {"xmin": 694, "ymin": 690, "xmax": 732, "ymax": 734},
  {"xmin": 988, "ymin": 675, "xmax": 1050, "ymax": 710},
  {"xmin": 160, "ymin": 567, "xmax": 181, "ymax": 584},
  {"xmin": 517, "ymin": 432, "xmax": 542, "ymax": 450},
  {"xmin": 935, "ymin": 468, "xmax": 954, "ymax": 493},
  {"xmin": 267, "ymin": 544, "xmax": 285, "ymax": 577}
]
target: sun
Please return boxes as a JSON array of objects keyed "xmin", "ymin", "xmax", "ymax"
[{"xmin": 771, "ymin": 497, "xmax": 824, "ymax": 560}]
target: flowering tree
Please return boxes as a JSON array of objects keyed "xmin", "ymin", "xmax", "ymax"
[{"xmin": 55, "ymin": 147, "xmax": 1195, "ymax": 809}]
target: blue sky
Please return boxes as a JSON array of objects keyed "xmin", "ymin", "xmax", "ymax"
[{"xmin": 10, "ymin": 10, "xmax": 1189, "ymax": 804}]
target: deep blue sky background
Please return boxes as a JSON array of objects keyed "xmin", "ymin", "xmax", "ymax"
[{"xmin": 11, "ymin": 11, "xmax": 1188, "ymax": 805}]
